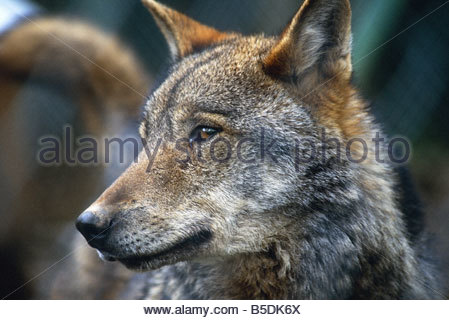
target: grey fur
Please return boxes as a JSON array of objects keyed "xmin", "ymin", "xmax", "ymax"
[{"xmin": 73, "ymin": 0, "xmax": 442, "ymax": 299}]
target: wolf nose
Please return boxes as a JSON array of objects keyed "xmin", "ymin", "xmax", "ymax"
[{"xmin": 76, "ymin": 211, "xmax": 109, "ymax": 248}]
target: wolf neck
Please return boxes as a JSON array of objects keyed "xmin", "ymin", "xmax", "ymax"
[
  {"xmin": 221, "ymin": 246, "xmax": 296, "ymax": 299},
  {"xmin": 181, "ymin": 244, "xmax": 297, "ymax": 299}
]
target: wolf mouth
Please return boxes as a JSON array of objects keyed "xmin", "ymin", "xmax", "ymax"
[{"xmin": 117, "ymin": 229, "xmax": 212, "ymax": 269}]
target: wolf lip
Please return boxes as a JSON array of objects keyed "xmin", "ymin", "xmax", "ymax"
[
  {"xmin": 97, "ymin": 250, "xmax": 117, "ymax": 262},
  {"xmin": 118, "ymin": 229, "xmax": 212, "ymax": 269}
]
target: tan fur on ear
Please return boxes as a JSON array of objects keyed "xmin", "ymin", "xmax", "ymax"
[
  {"xmin": 142, "ymin": 0, "xmax": 231, "ymax": 59},
  {"xmin": 263, "ymin": 0, "xmax": 352, "ymax": 80}
]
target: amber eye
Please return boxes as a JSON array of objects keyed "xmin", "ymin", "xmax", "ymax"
[{"xmin": 189, "ymin": 126, "xmax": 220, "ymax": 146}]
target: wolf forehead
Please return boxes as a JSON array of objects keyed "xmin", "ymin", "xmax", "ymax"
[{"xmin": 142, "ymin": 36, "xmax": 301, "ymax": 129}]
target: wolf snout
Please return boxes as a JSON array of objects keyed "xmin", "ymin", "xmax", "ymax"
[{"xmin": 76, "ymin": 211, "xmax": 110, "ymax": 249}]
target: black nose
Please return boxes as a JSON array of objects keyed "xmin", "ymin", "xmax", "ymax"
[{"xmin": 76, "ymin": 211, "xmax": 109, "ymax": 249}]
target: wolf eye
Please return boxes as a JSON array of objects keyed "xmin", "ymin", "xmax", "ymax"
[{"xmin": 189, "ymin": 126, "xmax": 220, "ymax": 145}]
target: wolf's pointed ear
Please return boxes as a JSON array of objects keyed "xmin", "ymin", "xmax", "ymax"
[
  {"xmin": 142, "ymin": 0, "xmax": 230, "ymax": 59},
  {"xmin": 263, "ymin": 0, "xmax": 352, "ymax": 81}
]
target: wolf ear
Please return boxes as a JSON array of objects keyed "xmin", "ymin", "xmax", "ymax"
[
  {"xmin": 142, "ymin": 0, "xmax": 231, "ymax": 59},
  {"xmin": 263, "ymin": 0, "xmax": 352, "ymax": 81}
]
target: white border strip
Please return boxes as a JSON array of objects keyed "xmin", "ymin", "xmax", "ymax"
[{"xmin": 0, "ymin": 300, "xmax": 448, "ymax": 320}]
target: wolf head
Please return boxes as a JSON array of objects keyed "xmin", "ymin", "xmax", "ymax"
[{"xmin": 76, "ymin": 0, "xmax": 371, "ymax": 271}]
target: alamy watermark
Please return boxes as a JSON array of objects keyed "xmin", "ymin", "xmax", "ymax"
[{"xmin": 37, "ymin": 126, "xmax": 412, "ymax": 172}]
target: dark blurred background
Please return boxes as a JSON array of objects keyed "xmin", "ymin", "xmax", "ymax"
[{"xmin": 1, "ymin": 0, "xmax": 448, "ymax": 298}]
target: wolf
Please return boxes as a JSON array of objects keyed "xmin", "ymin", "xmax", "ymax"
[{"xmin": 74, "ymin": 0, "xmax": 442, "ymax": 299}]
